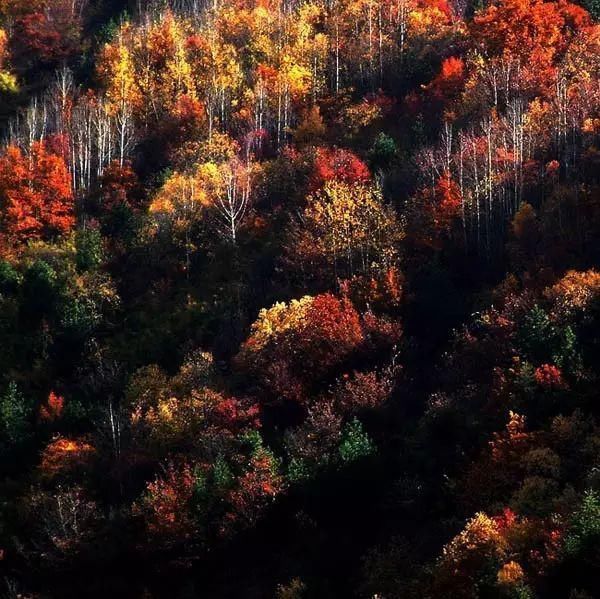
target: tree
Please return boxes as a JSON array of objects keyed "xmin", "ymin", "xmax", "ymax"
[
  {"xmin": 564, "ymin": 490, "xmax": 600, "ymax": 555},
  {"xmin": 136, "ymin": 460, "xmax": 198, "ymax": 544},
  {"xmin": 97, "ymin": 29, "xmax": 139, "ymax": 165},
  {"xmin": 222, "ymin": 440, "xmax": 283, "ymax": 536},
  {"xmin": 470, "ymin": 0, "xmax": 589, "ymax": 96},
  {"xmin": 11, "ymin": 0, "xmax": 83, "ymax": 69},
  {"xmin": 293, "ymin": 105, "xmax": 326, "ymax": 145},
  {"xmin": 75, "ymin": 228, "xmax": 103, "ymax": 272},
  {"xmin": 96, "ymin": 160, "xmax": 142, "ymax": 214},
  {"xmin": 0, "ymin": 382, "xmax": 30, "ymax": 453},
  {"xmin": 338, "ymin": 418, "xmax": 375, "ymax": 463},
  {"xmin": 39, "ymin": 390, "xmax": 64, "ymax": 422},
  {"xmin": 285, "ymin": 400, "xmax": 343, "ymax": 477},
  {"xmin": 289, "ymin": 180, "xmax": 403, "ymax": 283},
  {"xmin": 26, "ymin": 485, "xmax": 100, "ymax": 560},
  {"xmin": 333, "ymin": 369, "xmax": 394, "ymax": 414},
  {"xmin": 39, "ymin": 437, "xmax": 95, "ymax": 479},
  {"xmin": 0, "ymin": 141, "xmax": 74, "ymax": 248},
  {"xmin": 238, "ymin": 293, "xmax": 366, "ymax": 403},
  {"xmin": 432, "ymin": 512, "xmax": 509, "ymax": 596},
  {"xmin": 310, "ymin": 147, "xmax": 371, "ymax": 191},
  {"xmin": 368, "ymin": 133, "xmax": 397, "ymax": 171},
  {"xmin": 422, "ymin": 56, "xmax": 466, "ymax": 117},
  {"xmin": 204, "ymin": 159, "xmax": 254, "ymax": 245},
  {"xmin": 0, "ymin": 28, "xmax": 17, "ymax": 94},
  {"xmin": 149, "ymin": 169, "xmax": 207, "ymax": 274},
  {"xmin": 151, "ymin": 158, "xmax": 256, "ymax": 252}
]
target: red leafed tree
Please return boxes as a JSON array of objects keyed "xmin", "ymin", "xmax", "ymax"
[
  {"xmin": 333, "ymin": 369, "xmax": 394, "ymax": 414},
  {"xmin": 168, "ymin": 95, "xmax": 206, "ymax": 140},
  {"xmin": 11, "ymin": 0, "xmax": 82, "ymax": 66},
  {"xmin": 238, "ymin": 294, "xmax": 365, "ymax": 403},
  {"xmin": 39, "ymin": 391, "xmax": 64, "ymax": 422},
  {"xmin": 534, "ymin": 364, "xmax": 566, "ymax": 390},
  {"xmin": 222, "ymin": 448, "xmax": 283, "ymax": 536},
  {"xmin": 239, "ymin": 296, "xmax": 401, "ymax": 407},
  {"xmin": 435, "ymin": 170, "xmax": 463, "ymax": 230},
  {"xmin": 424, "ymin": 56, "xmax": 466, "ymax": 106},
  {"xmin": 301, "ymin": 294, "xmax": 365, "ymax": 373},
  {"xmin": 409, "ymin": 170, "xmax": 463, "ymax": 250},
  {"xmin": 137, "ymin": 460, "xmax": 198, "ymax": 543},
  {"xmin": 310, "ymin": 147, "xmax": 371, "ymax": 191},
  {"xmin": 424, "ymin": 56, "xmax": 466, "ymax": 118},
  {"xmin": 0, "ymin": 141, "xmax": 74, "ymax": 247},
  {"xmin": 97, "ymin": 160, "xmax": 142, "ymax": 213},
  {"xmin": 211, "ymin": 397, "xmax": 261, "ymax": 434}
]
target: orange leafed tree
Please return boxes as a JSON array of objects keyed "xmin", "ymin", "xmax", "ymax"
[
  {"xmin": 39, "ymin": 391, "xmax": 65, "ymax": 422},
  {"xmin": 423, "ymin": 56, "xmax": 466, "ymax": 113},
  {"xmin": 39, "ymin": 436, "xmax": 96, "ymax": 479},
  {"xmin": 0, "ymin": 141, "xmax": 74, "ymax": 248},
  {"xmin": 470, "ymin": 0, "xmax": 589, "ymax": 94},
  {"xmin": 471, "ymin": 0, "xmax": 589, "ymax": 62},
  {"xmin": 409, "ymin": 170, "xmax": 463, "ymax": 250}
]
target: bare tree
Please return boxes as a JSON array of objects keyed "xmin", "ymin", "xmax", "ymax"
[{"xmin": 212, "ymin": 159, "xmax": 253, "ymax": 245}]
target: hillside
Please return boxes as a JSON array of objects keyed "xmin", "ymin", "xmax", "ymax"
[{"xmin": 0, "ymin": 0, "xmax": 599, "ymax": 597}]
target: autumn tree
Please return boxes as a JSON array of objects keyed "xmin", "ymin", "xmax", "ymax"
[
  {"xmin": 0, "ymin": 141, "xmax": 74, "ymax": 249},
  {"xmin": 25, "ymin": 485, "xmax": 100, "ymax": 561},
  {"xmin": 204, "ymin": 158, "xmax": 254, "ymax": 245},
  {"xmin": 97, "ymin": 27, "xmax": 139, "ymax": 165},
  {"xmin": 95, "ymin": 160, "xmax": 142, "ymax": 214},
  {"xmin": 237, "ymin": 293, "xmax": 367, "ymax": 403},
  {"xmin": 288, "ymin": 180, "xmax": 403, "ymax": 284},
  {"xmin": 309, "ymin": 146, "xmax": 371, "ymax": 191},
  {"xmin": 0, "ymin": 28, "xmax": 17, "ymax": 94},
  {"xmin": 10, "ymin": 0, "xmax": 84, "ymax": 69}
]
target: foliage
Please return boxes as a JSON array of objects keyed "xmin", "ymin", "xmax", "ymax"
[
  {"xmin": 0, "ymin": 0, "xmax": 599, "ymax": 595},
  {"xmin": 564, "ymin": 491, "xmax": 600, "ymax": 555},
  {"xmin": 0, "ymin": 382, "xmax": 31, "ymax": 452},
  {"xmin": 289, "ymin": 181, "xmax": 403, "ymax": 283},
  {"xmin": 338, "ymin": 418, "xmax": 375, "ymax": 463},
  {"xmin": 0, "ymin": 142, "xmax": 74, "ymax": 249}
]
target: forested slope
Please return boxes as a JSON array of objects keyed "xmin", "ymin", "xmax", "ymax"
[{"xmin": 0, "ymin": 0, "xmax": 599, "ymax": 597}]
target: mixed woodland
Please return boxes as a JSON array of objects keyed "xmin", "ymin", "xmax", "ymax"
[{"xmin": 0, "ymin": 0, "xmax": 599, "ymax": 596}]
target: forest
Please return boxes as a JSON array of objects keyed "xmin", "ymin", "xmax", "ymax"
[{"xmin": 0, "ymin": 0, "xmax": 599, "ymax": 596}]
